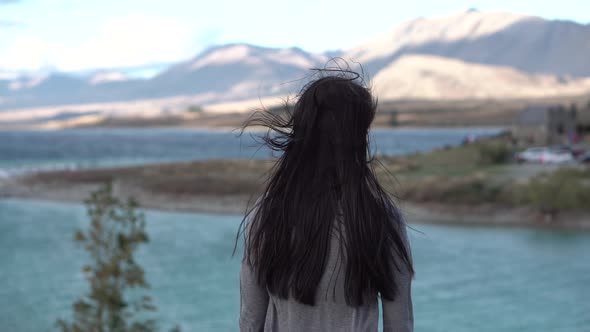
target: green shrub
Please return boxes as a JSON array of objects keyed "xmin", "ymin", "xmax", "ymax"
[
  {"xmin": 57, "ymin": 181, "xmax": 180, "ymax": 332},
  {"xmin": 513, "ymin": 168, "xmax": 590, "ymax": 213},
  {"xmin": 389, "ymin": 111, "xmax": 399, "ymax": 127},
  {"xmin": 401, "ymin": 175, "xmax": 503, "ymax": 204},
  {"xmin": 186, "ymin": 105, "xmax": 203, "ymax": 113},
  {"xmin": 476, "ymin": 141, "xmax": 513, "ymax": 165}
]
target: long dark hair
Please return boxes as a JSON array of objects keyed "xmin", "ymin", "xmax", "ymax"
[{"xmin": 237, "ymin": 69, "xmax": 414, "ymax": 307}]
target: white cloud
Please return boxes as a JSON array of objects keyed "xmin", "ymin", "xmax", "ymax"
[
  {"xmin": 0, "ymin": 19, "xmax": 23, "ymax": 27},
  {"xmin": 58, "ymin": 15, "xmax": 195, "ymax": 71},
  {"xmin": 0, "ymin": 15, "xmax": 197, "ymax": 72},
  {"xmin": 0, "ymin": 37, "xmax": 66, "ymax": 71}
]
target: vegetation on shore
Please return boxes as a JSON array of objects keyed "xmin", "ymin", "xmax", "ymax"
[
  {"xmin": 5, "ymin": 135, "xmax": 589, "ymax": 228},
  {"xmin": 513, "ymin": 168, "xmax": 590, "ymax": 214},
  {"xmin": 384, "ymin": 136, "xmax": 590, "ymax": 215}
]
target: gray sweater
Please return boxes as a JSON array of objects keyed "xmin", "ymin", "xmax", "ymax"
[{"xmin": 239, "ymin": 222, "xmax": 413, "ymax": 332}]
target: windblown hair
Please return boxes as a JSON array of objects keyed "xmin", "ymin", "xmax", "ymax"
[{"xmin": 237, "ymin": 68, "xmax": 414, "ymax": 307}]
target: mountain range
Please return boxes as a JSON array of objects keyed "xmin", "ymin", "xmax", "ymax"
[{"xmin": 1, "ymin": 10, "xmax": 590, "ymax": 115}]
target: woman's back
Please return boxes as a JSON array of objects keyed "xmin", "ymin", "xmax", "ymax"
[
  {"xmin": 238, "ymin": 70, "xmax": 414, "ymax": 331},
  {"xmin": 240, "ymin": 216, "xmax": 413, "ymax": 332}
]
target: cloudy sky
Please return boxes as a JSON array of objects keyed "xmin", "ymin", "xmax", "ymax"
[{"xmin": 1, "ymin": 0, "xmax": 588, "ymax": 73}]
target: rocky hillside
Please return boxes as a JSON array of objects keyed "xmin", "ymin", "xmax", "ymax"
[
  {"xmin": 345, "ymin": 10, "xmax": 590, "ymax": 77},
  {"xmin": 372, "ymin": 54, "xmax": 590, "ymax": 100}
]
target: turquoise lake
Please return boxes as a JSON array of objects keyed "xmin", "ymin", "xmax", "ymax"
[{"xmin": 0, "ymin": 198, "xmax": 588, "ymax": 332}]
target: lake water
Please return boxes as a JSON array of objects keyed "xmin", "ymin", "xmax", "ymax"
[
  {"xmin": 0, "ymin": 127, "xmax": 503, "ymax": 177},
  {"xmin": 1, "ymin": 199, "xmax": 588, "ymax": 332},
  {"xmin": 1, "ymin": 126, "xmax": 587, "ymax": 331}
]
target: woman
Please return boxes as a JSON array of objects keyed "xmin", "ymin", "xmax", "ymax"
[{"xmin": 238, "ymin": 71, "xmax": 414, "ymax": 332}]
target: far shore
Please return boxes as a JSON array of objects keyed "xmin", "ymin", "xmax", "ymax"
[
  {"xmin": 4, "ymin": 91, "xmax": 589, "ymax": 131},
  {"xmin": 2, "ymin": 157, "xmax": 589, "ymax": 231}
]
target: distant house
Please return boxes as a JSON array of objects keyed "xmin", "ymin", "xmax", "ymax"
[
  {"xmin": 577, "ymin": 105, "xmax": 590, "ymax": 135},
  {"xmin": 512, "ymin": 105, "xmax": 577, "ymax": 145}
]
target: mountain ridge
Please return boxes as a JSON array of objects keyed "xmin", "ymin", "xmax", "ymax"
[
  {"xmin": 1, "ymin": 10, "xmax": 590, "ymax": 114},
  {"xmin": 345, "ymin": 10, "xmax": 590, "ymax": 77}
]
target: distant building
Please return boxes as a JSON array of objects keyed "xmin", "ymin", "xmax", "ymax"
[
  {"xmin": 512, "ymin": 105, "xmax": 577, "ymax": 145},
  {"xmin": 577, "ymin": 105, "xmax": 590, "ymax": 135}
]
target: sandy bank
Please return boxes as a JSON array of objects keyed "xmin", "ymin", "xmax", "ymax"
[{"xmin": 1, "ymin": 159, "xmax": 588, "ymax": 231}]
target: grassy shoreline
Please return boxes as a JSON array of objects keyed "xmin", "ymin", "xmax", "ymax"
[{"xmin": 2, "ymin": 138, "xmax": 589, "ymax": 230}]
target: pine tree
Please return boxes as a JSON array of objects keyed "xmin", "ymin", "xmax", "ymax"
[{"xmin": 56, "ymin": 181, "xmax": 168, "ymax": 332}]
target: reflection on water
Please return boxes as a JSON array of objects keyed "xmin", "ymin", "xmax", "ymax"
[{"xmin": 0, "ymin": 199, "xmax": 588, "ymax": 332}]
